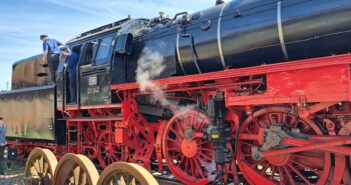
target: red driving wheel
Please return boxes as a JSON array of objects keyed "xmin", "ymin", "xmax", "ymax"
[
  {"xmin": 97, "ymin": 131, "xmax": 124, "ymax": 169},
  {"xmin": 162, "ymin": 110, "xmax": 215, "ymax": 185},
  {"xmin": 82, "ymin": 123, "xmax": 98, "ymax": 158},
  {"xmin": 236, "ymin": 107, "xmax": 332, "ymax": 185}
]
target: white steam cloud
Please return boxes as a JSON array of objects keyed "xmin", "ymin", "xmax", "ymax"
[
  {"xmin": 136, "ymin": 47, "xmax": 196, "ymax": 112},
  {"xmin": 136, "ymin": 47, "xmax": 170, "ymax": 106}
]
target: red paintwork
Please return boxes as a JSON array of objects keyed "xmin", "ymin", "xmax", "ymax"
[{"xmin": 9, "ymin": 54, "xmax": 351, "ymax": 184}]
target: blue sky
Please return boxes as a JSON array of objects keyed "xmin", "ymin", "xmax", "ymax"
[{"xmin": 0, "ymin": 0, "xmax": 213, "ymax": 90}]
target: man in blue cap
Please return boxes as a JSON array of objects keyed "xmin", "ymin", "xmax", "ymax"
[
  {"xmin": 61, "ymin": 46, "xmax": 80, "ymax": 103},
  {"xmin": 0, "ymin": 117, "xmax": 6, "ymax": 175},
  {"xmin": 41, "ymin": 34, "xmax": 62, "ymax": 83}
]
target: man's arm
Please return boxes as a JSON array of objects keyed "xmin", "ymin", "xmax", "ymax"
[
  {"xmin": 43, "ymin": 43, "xmax": 49, "ymax": 60},
  {"xmin": 56, "ymin": 40, "xmax": 63, "ymax": 46}
]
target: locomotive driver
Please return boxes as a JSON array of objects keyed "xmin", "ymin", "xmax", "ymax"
[
  {"xmin": 0, "ymin": 117, "xmax": 6, "ymax": 175},
  {"xmin": 60, "ymin": 46, "xmax": 80, "ymax": 104}
]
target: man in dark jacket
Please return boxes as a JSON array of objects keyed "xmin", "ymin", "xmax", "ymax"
[
  {"xmin": 0, "ymin": 117, "xmax": 6, "ymax": 175},
  {"xmin": 61, "ymin": 46, "xmax": 80, "ymax": 103},
  {"xmin": 41, "ymin": 34, "xmax": 62, "ymax": 82}
]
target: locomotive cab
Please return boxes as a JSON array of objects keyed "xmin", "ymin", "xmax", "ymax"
[
  {"xmin": 57, "ymin": 18, "xmax": 148, "ymax": 107},
  {"xmin": 57, "ymin": 34, "xmax": 116, "ymax": 107},
  {"xmin": 57, "ymin": 19, "xmax": 135, "ymax": 108}
]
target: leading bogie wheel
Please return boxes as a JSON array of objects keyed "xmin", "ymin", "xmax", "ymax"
[
  {"xmin": 25, "ymin": 147, "xmax": 58, "ymax": 185},
  {"xmin": 53, "ymin": 153, "xmax": 99, "ymax": 185},
  {"xmin": 162, "ymin": 110, "xmax": 215, "ymax": 185},
  {"xmin": 97, "ymin": 162, "xmax": 159, "ymax": 185}
]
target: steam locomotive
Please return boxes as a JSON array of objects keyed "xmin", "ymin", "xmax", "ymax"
[{"xmin": 2, "ymin": 0, "xmax": 351, "ymax": 184}]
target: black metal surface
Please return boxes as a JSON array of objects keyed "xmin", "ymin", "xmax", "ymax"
[
  {"xmin": 80, "ymin": 65, "xmax": 112, "ymax": 106},
  {"xmin": 126, "ymin": 0, "xmax": 351, "ymax": 76},
  {"xmin": 206, "ymin": 92, "xmax": 231, "ymax": 175}
]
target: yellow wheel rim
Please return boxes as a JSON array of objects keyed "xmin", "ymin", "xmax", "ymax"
[
  {"xmin": 97, "ymin": 162, "xmax": 159, "ymax": 185},
  {"xmin": 53, "ymin": 153, "xmax": 99, "ymax": 185},
  {"xmin": 25, "ymin": 147, "xmax": 58, "ymax": 185}
]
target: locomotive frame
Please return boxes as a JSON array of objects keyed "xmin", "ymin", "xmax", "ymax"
[{"xmin": 7, "ymin": 53, "xmax": 351, "ymax": 184}]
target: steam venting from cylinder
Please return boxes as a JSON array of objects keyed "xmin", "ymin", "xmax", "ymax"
[{"xmin": 136, "ymin": 47, "xmax": 195, "ymax": 113}]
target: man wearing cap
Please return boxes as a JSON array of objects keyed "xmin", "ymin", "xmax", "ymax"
[
  {"xmin": 0, "ymin": 117, "xmax": 6, "ymax": 175},
  {"xmin": 61, "ymin": 46, "xmax": 80, "ymax": 103},
  {"xmin": 40, "ymin": 35, "xmax": 62, "ymax": 82}
]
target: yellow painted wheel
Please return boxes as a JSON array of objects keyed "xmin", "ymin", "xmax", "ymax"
[
  {"xmin": 53, "ymin": 153, "xmax": 99, "ymax": 185},
  {"xmin": 25, "ymin": 147, "xmax": 58, "ymax": 185},
  {"xmin": 97, "ymin": 162, "xmax": 159, "ymax": 185}
]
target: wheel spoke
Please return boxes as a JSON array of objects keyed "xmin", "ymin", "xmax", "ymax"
[
  {"xmin": 281, "ymin": 112, "xmax": 287, "ymax": 124},
  {"xmin": 167, "ymin": 137, "xmax": 181, "ymax": 146},
  {"xmin": 283, "ymin": 166, "xmax": 296, "ymax": 185},
  {"xmin": 190, "ymin": 158, "xmax": 195, "ymax": 176},
  {"xmin": 253, "ymin": 159, "xmax": 266, "ymax": 167},
  {"xmin": 269, "ymin": 166, "xmax": 276, "ymax": 181},
  {"xmin": 170, "ymin": 127, "xmax": 184, "ymax": 140},
  {"xmin": 290, "ymin": 159, "xmax": 321, "ymax": 175},
  {"xmin": 193, "ymin": 158, "xmax": 205, "ymax": 178},
  {"xmin": 167, "ymin": 147, "xmax": 181, "ymax": 151},
  {"xmin": 129, "ymin": 177, "xmax": 136, "ymax": 185},
  {"xmin": 80, "ymin": 172, "xmax": 87, "ymax": 185},
  {"xmin": 30, "ymin": 166, "xmax": 39, "ymax": 176},
  {"xmin": 191, "ymin": 114, "xmax": 195, "ymax": 127},
  {"xmin": 278, "ymin": 167, "xmax": 284, "ymax": 185},
  {"xmin": 198, "ymin": 151, "xmax": 212, "ymax": 161},
  {"xmin": 172, "ymin": 152, "xmax": 183, "ymax": 161},
  {"xmin": 197, "ymin": 147, "xmax": 213, "ymax": 152},
  {"xmin": 184, "ymin": 158, "xmax": 190, "ymax": 173},
  {"xmin": 119, "ymin": 176, "xmax": 127, "ymax": 185},
  {"xmin": 33, "ymin": 159, "xmax": 41, "ymax": 174},
  {"xmin": 73, "ymin": 166, "xmax": 81, "ymax": 184},
  {"xmin": 198, "ymin": 140, "xmax": 211, "ymax": 146},
  {"xmin": 178, "ymin": 156, "xmax": 186, "ymax": 167},
  {"xmin": 266, "ymin": 113, "xmax": 273, "ymax": 125},
  {"xmin": 291, "ymin": 154, "xmax": 322, "ymax": 159},
  {"xmin": 43, "ymin": 162, "xmax": 49, "ymax": 175},
  {"xmin": 260, "ymin": 163, "xmax": 271, "ymax": 175},
  {"xmin": 288, "ymin": 164, "xmax": 310, "ymax": 184},
  {"xmin": 39, "ymin": 156, "xmax": 44, "ymax": 173},
  {"xmin": 197, "ymin": 118, "xmax": 206, "ymax": 131},
  {"xmin": 175, "ymin": 119, "xmax": 185, "ymax": 134}
]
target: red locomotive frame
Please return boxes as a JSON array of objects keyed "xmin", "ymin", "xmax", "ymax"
[{"xmin": 9, "ymin": 54, "xmax": 351, "ymax": 184}]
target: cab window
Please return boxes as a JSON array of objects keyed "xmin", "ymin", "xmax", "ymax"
[{"xmin": 95, "ymin": 36, "xmax": 113, "ymax": 65}]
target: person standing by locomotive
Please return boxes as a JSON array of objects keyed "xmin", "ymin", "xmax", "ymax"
[
  {"xmin": 61, "ymin": 46, "xmax": 80, "ymax": 104},
  {"xmin": 0, "ymin": 117, "xmax": 6, "ymax": 175},
  {"xmin": 40, "ymin": 34, "xmax": 62, "ymax": 83}
]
